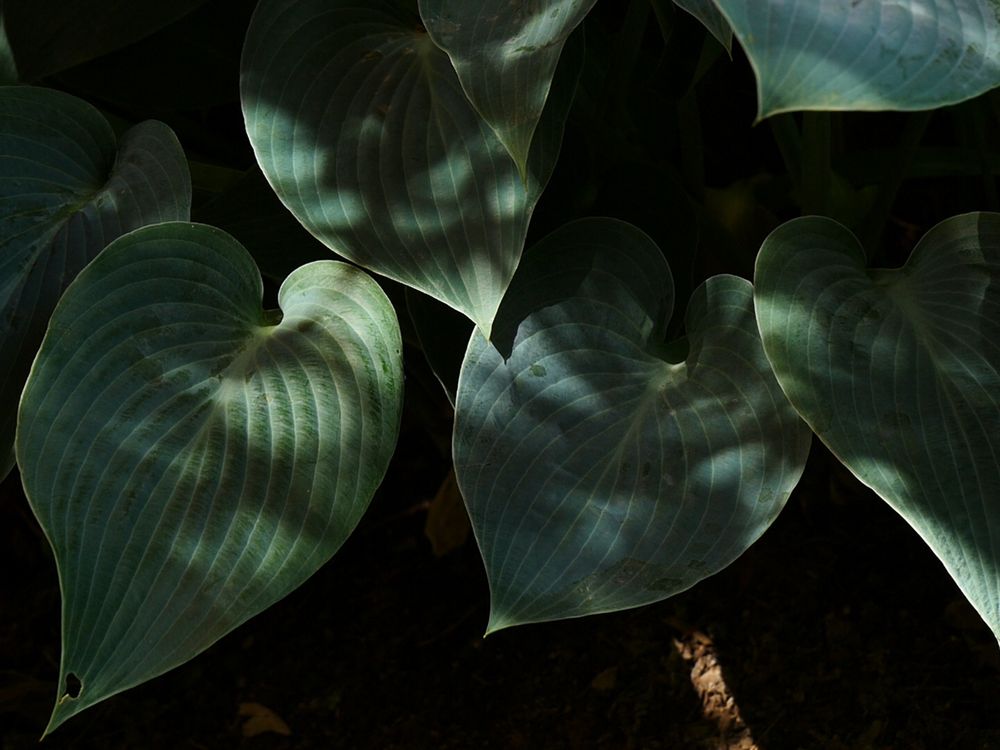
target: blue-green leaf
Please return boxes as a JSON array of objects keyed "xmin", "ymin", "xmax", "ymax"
[
  {"xmin": 16, "ymin": 222, "xmax": 403, "ymax": 733},
  {"xmin": 454, "ymin": 218, "xmax": 810, "ymax": 631},
  {"xmin": 713, "ymin": 0, "xmax": 1000, "ymax": 118},
  {"xmin": 418, "ymin": 0, "xmax": 595, "ymax": 176},
  {"xmin": 755, "ymin": 212, "xmax": 1000, "ymax": 642},
  {"xmin": 241, "ymin": 0, "xmax": 575, "ymax": 334},
  {"xmin": 0, "ymin": 86, "xmax": 190, "ymax": 480}
]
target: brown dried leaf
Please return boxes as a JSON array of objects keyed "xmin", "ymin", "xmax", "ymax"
[
  {"xmin": 424, "ymin": 469, "xmax": 470, "ymax": 557},
  {"xmin": 238, "ymin": 701, "xmax": 292, "ymax": 738}
]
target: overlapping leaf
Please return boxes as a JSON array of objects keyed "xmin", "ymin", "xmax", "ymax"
[
  {"xmin": 755, "ymin": 212, "xmax": 1000, "ymax": 640},
  {"xmin": 0, "ymin": 86, "xmax": 190, "ymax": 480},
  {"xmin": 2, "ymin": 0, "xmax": 207, "ymax": 81},
  {"xmin": 453, "ymin": 218, "xmax": 810, "ymax": 631},
  {"xmin": 712, "ymin": 0, "xmax": 1000, "ymax": 118},
  {"xmin": 16, "ymin": 222, "xmax": 403, "ymax": 733},
  {"xmin": 418, "ymin": 0, "xmax": 595, "ymax": 175},
  {"xmin": 242, "ymin": 0, "xmax": 577, "ymax": 334}
]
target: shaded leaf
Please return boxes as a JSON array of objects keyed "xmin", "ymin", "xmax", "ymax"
[
  {"xmin": 673, "ymin": 0, "xmax": 733, "ymax": 54},
  {"xmin": 243, "ymin": 0, "xmax": 565, "ymax": 334},
  {"xmin": 53, "ymin": 0, "xmax": 252, "ymax": 112},
  {"xmin": 0, "ymin": 86, "xmax": 190, "ymax": 480},
  {"xmin": 453, "ymin": 218, "xmax": 810, "ymax": 631},
  {"xmin": 16, "ymin": 222, "xmax": 403, "ymax": 733},
  {"xmin": 406, "ymin": 288, "xmax": 473, "ymax": 406},
  {"xmin": 712, "ymin": 0, "xmax": 1000, "ymax": 118},
  {"xmin": 754, "ymin": 212, "xmax": 1000, "ymax": 642},
  {"xmin": 418, "ymin": 0, "xmax": 595, "ymax": 175},
  {"xmin": 196, "ymin": 166, "xmax": 330, "ymax": 282},
  {"xmin": 2, "ymin": 0, "xmax": 207, "ymax": 81}
]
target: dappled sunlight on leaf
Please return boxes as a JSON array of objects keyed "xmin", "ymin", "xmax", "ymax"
[
  {"xmin": 418, "ymin": 0, "xmax": 595, "ymax": 175},
  {"xmin": 241, "ymin": 0, "xmax": 577, "ymax": 334},
  {"xmin": 16, "ymin": 223, "xmax": 403, "ymax": 732},
  {"xmin": 714, "ymin": 0, "xmax": 1000, "ymax": 118},
  {"xmin": 454, "ymin": 218, "xmax": 810, "ymax": 630},
  {"xmin": 755, "ymin": 211, "xmax": 1000, "ymax": 641}
]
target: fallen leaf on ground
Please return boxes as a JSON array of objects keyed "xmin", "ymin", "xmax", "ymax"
[
  {"xmin": 424, "ymin": 469, "xmax": 470, "ymax": 557},
  {"xmin": 238, "ymin": 701, "xmax": 292, "ymax": 738}
]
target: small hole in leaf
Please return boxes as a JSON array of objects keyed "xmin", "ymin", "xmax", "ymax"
[{"xmin": 64, "ymin": 673, "xmax": 82, "ymax": 699}]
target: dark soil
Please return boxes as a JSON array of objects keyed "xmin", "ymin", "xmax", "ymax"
[{"xmin": 3, "ymin": 403, "xmax": 1000, "ymax": 750}]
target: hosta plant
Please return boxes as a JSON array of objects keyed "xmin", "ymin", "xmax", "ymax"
[{"xmin": 1, "ymin": 0, "xmax": 998, "ymax": 735}]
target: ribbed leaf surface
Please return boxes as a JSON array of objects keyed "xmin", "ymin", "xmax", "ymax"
[
  {"xmin": 713, "ymin": 0, "xmax": 1000, "ymax": 118},
  {"xmin": 242, "ymin": 0, "xmax": 571, "ymax": 334},
  {"xmin": 16, "ymin": 222, "xmax": 403, "ymax": 733},
  {"xmin": 454, "ymin": 218, "xmax": 810, "ymax": 631},
  {"xmin": 417, "ymin": 0, "xmax": 595, "ymax": 175},
  {"xmin": 0, "ymin": 86, "xmax": 190, "ymax": 480},
  {"xmin": 755, "ymin": 213, "xmax": 1000, "ymax": 641}
]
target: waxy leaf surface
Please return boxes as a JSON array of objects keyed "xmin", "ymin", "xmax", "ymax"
[
  {"xmin": 454, "ymin": 218, "xmax": 810, "ymax": 631},
  {"xmin": 712, "ymin": 0, "xmax": 1000, "ymax": 118},
  {"xmin": 0, "ymin": 86, "xmax": 190, "ymax": 480},
  {"xmin": 755, "ymin": 213, "xmax": 1000, "ymax": 641},
  {"xmin": 418, "ymin": 0, "xmax": 595, "ymax": 174},
  {"xmin": 242, "ymin": 0, "xmax": 575, "ymax": 334},
  {"xmin": 17, "ymin": 223, "xmax": 403, "ymax": 733}
]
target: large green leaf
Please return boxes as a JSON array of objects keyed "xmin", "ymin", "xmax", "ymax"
[
  {"xmin": 712, "ymin": 0, "xmax": 1000, "ymax": 118},
  {"xmin": 417, "ymin": 0, "xmax": 595, "ymax": 176},
  {"xmin": 16, "ymin": 222, "xmax": 403, "ymax": 733},
  {"xmin": 242, "ymin": 0, "xmax": 577, "ymax": 334},
  {"xmin": 755, "ymin": 212, "xmax": 1000, "ymax": 641},
  {"xmin": 453, "ymin": 218, "xmax": 810, "ymax": 632},
  {"xmin": 2, "ymin": 0, "xmax": 207, "ymax": 81},
  {"xmin": 0, "ymin": 86, "xmax": 190, "ymax": 481}
]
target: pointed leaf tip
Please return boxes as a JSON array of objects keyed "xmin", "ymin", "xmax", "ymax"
[
  {"xmin": 418, "ymin": 0, "xmax": 596, "ymax": 177},
  {"xmin": 755, "ymin": 211, "xmax": 1000, "ymax": 641},
  {"xmin": 17, "ymin": 222, "xmax": 403, "ymax": 730},
  {"xmin": 454, "ymin": 218, "xmax": 810, "ymax": 628},
  {"xmin": 242, "ymin": 0, "xmax": 565, "ymax": 332}
]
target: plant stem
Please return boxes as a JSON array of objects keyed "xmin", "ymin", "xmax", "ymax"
[
  {"xmin": 859, "ymin": 111, "xmax": 932, "ymax": 256},
  {"xmin": 801, "ymin": 111, "xmax": 831, "ymax": 216},
  {"xmin": 769, "ymin": 114, "xmax": 802, "ymax": 197},
  {"xmin": 972, "ymin": 99, "xmax": 1000, "ymax": 211},
  {"xmin": 596, "ymin": 0, "xmax": 650, "ymax": 126}
]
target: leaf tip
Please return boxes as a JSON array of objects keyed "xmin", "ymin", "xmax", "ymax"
[
  {"xmin": 40, "ymin": 672, "xmax": 87, "ymax": 738},
  {"xmin": 483, "ymin": 609, "xmax": 519, "ymax": 638}
]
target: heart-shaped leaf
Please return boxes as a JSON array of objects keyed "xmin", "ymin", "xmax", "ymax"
[
  {"xmin": 0, "ymin": 85, "xmax": 190, "ymax": 480},
  {"xmin": 754, "ymin": 212, "xmax": 1000, "ymax": 640},
  {"xmin": 417, "ymin": 0, "xmax": 595, "ymax": 176},
  {"xmin": 712, "ymin": 0, "xmax": 1000, "ymax": 118},
  {"xmin": 16, "ymin": 222, "xmax": 403, "ymax": 733},
  {"xmin": 453, "ymin": 218, "xmax": 810, "ymax": 631},
  {"xmin": 241, "ymin": 0, "xmax": 578, "ymax": 334},
  {"xmin": 673, "ymin": 0, "xmax": 733, "ymax": 54}
]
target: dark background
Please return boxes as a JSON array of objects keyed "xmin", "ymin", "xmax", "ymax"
[{"xmin": 3, "ymin": 1, "xmax": 1000, "ymax": 747}]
